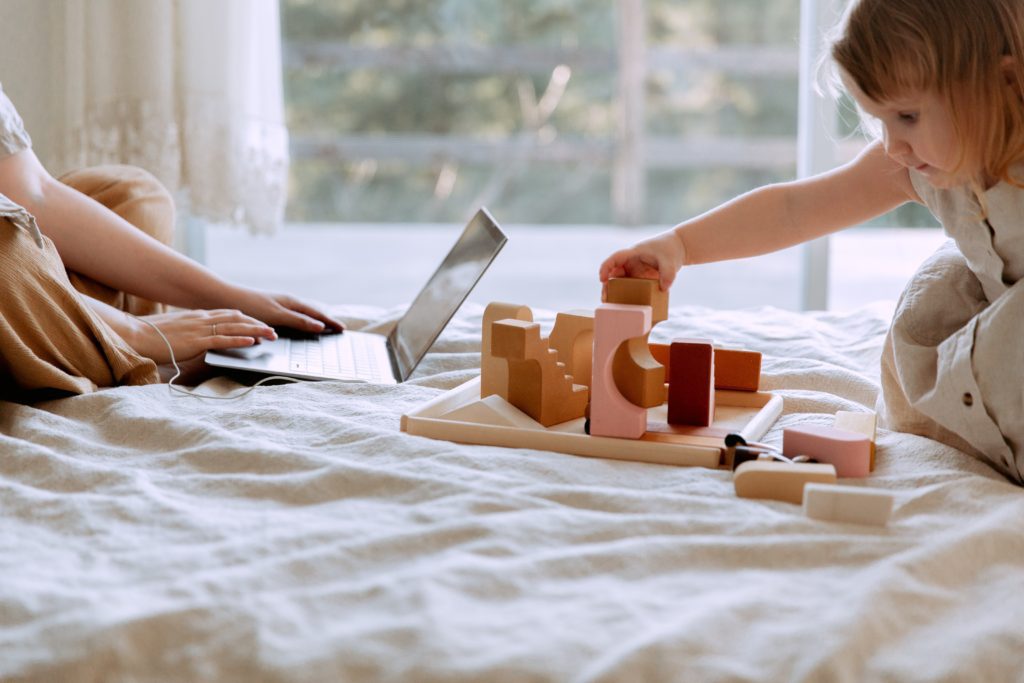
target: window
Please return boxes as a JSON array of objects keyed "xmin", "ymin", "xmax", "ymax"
[
  {"xmin": 262, "ymin": 0, "xmax": 941, "ymax": 311},
  {"xmin": 281, "ymin": 0, "xmax": 804, "ymax": 226}
]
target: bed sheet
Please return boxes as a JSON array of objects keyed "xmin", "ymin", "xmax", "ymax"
[{"xmin": 1, "ymin": 303, "xmax": 1022, "ymax": 682}]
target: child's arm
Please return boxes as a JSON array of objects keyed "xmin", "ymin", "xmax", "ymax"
[
  {"xmin": 0, "ymin": 148, "xmax": 343, "ymax": 332},
  {"xmin": 600, "ymin": 141, "xmax": 921, "ymax": 290}
]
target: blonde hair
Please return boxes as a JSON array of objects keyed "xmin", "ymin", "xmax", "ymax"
[{"xmin": 831, "ymin": 0, "xmax": 1024, "ymax": 195}]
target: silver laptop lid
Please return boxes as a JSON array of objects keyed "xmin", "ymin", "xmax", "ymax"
[{"xmin": 389, "ymin": 208, "xmax": 507, "ymax": 381}]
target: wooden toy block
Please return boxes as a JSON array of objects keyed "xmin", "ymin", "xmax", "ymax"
[
  {"xmin": 833, "ymin": 410, "xmax": 878, "ymax": 472},
  {"xmin": 713, "ymin": 348, "xmax": 762, "ymax": 391},
  {"xmin": 613, "ymin": 336, "xmax": 666, "ymax": 408},
  {"xmin": 782, "ymin": 424, "xmax": 871, "ymax": 478},
  {"xmin": 604, "ymin": 277, "xmax": 669, "ymax": 324},
  {"xmin": 481, "ymin": 302, "xmax": 533, "ymax": 400},
  {"xmin": 668, "ymin": 339, "xmax": 715, "ymax": 427},
  {"xmin": 649, "ymin": 343, "xmax": 761, "ymax": 391},
  {"xmin": 734, "ymin": 459, "xmax": 837, "ymax": 504},
  {"xmin": 649, "ymin": 342, "xmax": 671, "ymax": 369},
  {"xmin": 802, "ymin": 483, "xmax": 894, "ymax": 526},
  {"xmin": 491, "ymin": 319, "xmax": 589, "ymax": 427},
  {"xmin": 548, "ymin": 310, "xmax": 595, "ymax": 388},
  {"xmin": 590, "ymin": 303, "xmax": 652, "ymax": 439}
]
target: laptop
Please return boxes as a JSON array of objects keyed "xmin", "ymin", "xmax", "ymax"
[{"xmin": 204, "ymin": 207, "xmax": 507, "ymax": 384}]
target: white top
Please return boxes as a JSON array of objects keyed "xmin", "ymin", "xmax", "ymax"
[
  {"xmin": 0, "ymin": 82, "xmax": 43, "ymax": 247},
  {"xmin": 911, "ymin": 170, "xmax": 1024, "ymax": 298}
]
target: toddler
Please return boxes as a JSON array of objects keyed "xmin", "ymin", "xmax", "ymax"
[{"xmin": 600, "ymin": 0, "xmax": 1024, "ymax": 483}]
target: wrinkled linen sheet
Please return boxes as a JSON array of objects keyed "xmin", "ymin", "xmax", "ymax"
[{"xmin": 1, "ymin": 302, "xmax": 1022, "ymax": 683}]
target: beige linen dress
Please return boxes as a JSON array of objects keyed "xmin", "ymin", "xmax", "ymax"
[
  {"xmin": 880, "ymin": 169, "xmax": 1024, "ymax": 483},
  {"xmin": 0, "ymin": 82, "xmax": 164, "ymax": 401}
]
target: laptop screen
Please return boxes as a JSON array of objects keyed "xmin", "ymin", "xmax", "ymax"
[{"xmin": 389, "ymin": 208, "xmax": 507, "ymax": 381}]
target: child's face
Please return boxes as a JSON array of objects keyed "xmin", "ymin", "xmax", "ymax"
[{"xmin": 843, "ymin": 73, "xmax": 962, "ymax": 188}]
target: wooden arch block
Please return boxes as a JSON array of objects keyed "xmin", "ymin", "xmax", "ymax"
[
  {"xmin": 481, "ymin": 302, "xmax": 533, "ymax": 399},
  {"xmin": 548, "ymin": 310, "xmax": 595, "ymax": 388},
  {"xmin": 590, "ymin": 303, "xmax": 652, "ymax": 439},
  {"xmin": 613, "ymin": 336, "xmax": 666, "ymax": 408},
  {"xmin": 491, "ymin": 319, "xmax": 589, "ymax": 427}
]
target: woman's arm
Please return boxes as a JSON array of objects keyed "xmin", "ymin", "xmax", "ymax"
[
  {"xmin": 600, "ymin": 141, "xmax": 921, "ymax": 289},
  {"xmin": 0, "ymin": 148, "xmax": 342, "ymax": 332}
]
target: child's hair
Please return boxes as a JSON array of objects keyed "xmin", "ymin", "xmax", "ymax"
[{"xmin": 830, "ymin": 0, "xmax": 1024, "ymax": 194}]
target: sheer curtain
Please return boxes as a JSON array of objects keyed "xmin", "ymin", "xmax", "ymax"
[{"xmin": 47, "ymin": 0, "xmax": 289, "ymax": 234}]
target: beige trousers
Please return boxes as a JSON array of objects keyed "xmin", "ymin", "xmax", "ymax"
[{"xmin": 0, "ymin": 165, "xmax": 173, "ymax": 401}]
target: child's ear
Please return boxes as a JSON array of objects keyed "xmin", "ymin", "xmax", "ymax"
[{"xmin": 1001, "ymin": 55, "xmax": 1023, "ymax": 95}]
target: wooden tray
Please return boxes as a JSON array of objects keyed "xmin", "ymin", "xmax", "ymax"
[{"xmin": 401, "ymin": 376, "xmax": 783, "ymax": 469}]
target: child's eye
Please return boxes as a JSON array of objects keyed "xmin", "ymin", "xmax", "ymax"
[{"xmin": 898, "ymin": 112, "xmax": 919, "ymax": 123}]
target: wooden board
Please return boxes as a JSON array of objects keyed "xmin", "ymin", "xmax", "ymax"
[{"xmin": 401, "ymin": 376, "xmax": 783, "ymax": 469}]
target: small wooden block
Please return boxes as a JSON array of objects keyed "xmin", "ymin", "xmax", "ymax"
[
  {"xmin": 548, "ymin": 310, "xmax": 595, "ymax": 388},
  {"xmin": 491, "ymin": 319, "xmax": 589, "ymax": 427},
  {"xmin": 591, "ymin": 303, "xmax": 652, "ymax": 439},
  {"xmin": 734, "ymin": 460, "xmax": 838, "ymax": 504},
  {"xmin": 667, "ymin": 339, "xmax": 715, "ymax": 427},
  {"xmin": 481, "ymin": 302, "xmax": 533, "ymax": 399},
  {"xmin": 834, "ymin": 410, "xmax": 878, "ymax": 472},
  {"xmin": 604, "ymin": 277, "xmax": 669, "ymax": 324},
  {"xmin": 713, "ymin": 348, "xmax": 762, "ymax": 391},
  {"xmin": 783, "ymin": 424, "xmax": 871, "ymax": 478},
  {"xmin": 802, "ymin": 483, "xmax": 894, "ymax": 526}
]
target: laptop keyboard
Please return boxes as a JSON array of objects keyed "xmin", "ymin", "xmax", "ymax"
[{"xmin": 288, "ymin": 333, "xmax": 388, "ymax": 382}]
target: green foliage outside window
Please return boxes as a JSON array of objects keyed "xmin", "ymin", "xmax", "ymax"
[{"xmin": 281, "ymin": 0, "xmax": 937, "ymax": 228}]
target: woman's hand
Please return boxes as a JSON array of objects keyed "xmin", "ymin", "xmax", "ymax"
[
  {"xmin": 128, "ymin": 309, "xmax": 277, "ymax": 364},
  {"xmin": 598, "ymin": 229, "xmax": 688, "ymax": 291},
  {"xmin": 234, "ymin": 288, "xmax": 345, "ymax": 334}
]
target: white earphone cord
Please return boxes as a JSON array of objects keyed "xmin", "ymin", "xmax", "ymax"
[{"xmin": 133, "ymin": 316, "xmax": 302, "ymax": 400}]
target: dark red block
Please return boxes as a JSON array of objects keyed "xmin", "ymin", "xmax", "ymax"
[{"xmin": 668, "ymin": 339, "xmax": 715, "ymax": 427}]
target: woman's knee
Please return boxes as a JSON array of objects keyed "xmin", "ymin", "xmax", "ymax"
[{"xmin": 59, "ymin": 164, "xmax": 176, "ymax": 246}]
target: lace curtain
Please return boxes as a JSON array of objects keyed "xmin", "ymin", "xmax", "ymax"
[{"xmin": 49, "ymin": 0, "xmax": 289, "ymax": 234}]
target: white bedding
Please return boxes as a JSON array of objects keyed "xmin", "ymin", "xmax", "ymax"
[{"xmin": 2, "ymin": 302, "xmax": 1022, "ymax": 682}]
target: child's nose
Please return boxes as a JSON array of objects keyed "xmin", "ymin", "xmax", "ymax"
[{"xmin": 883, "ymin": 129, "xmax": 910, "ymax": 156}]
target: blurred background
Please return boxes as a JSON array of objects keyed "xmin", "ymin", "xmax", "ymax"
[{"xmin": 1, "ymin": 0, "xmax": 947, "ymax": 312}]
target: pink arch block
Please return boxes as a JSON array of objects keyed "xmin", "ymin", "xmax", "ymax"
[{"xmin": 590, "ymin": 303, "xmax": 652, "ymax": 439}]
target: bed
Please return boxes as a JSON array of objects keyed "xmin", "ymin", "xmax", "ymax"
[{"xmin": 2, "ymin": 301, "xmax": 1022, "ymax": 682}]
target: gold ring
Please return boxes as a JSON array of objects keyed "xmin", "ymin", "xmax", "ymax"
[{"xmin": 212, "ymin": 323, "xmax": 218, "ymax": 336}]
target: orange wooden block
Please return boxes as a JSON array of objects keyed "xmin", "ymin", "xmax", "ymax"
[
  {"xmin": 548, "ymin": 310, "xmax": 595, "ymax": 388},
  {"xmin": 481, "ymin": 302, "xmax": 533, "ymax": 399},
  {"xmin": 491, "ymin": 319, "xmax": 589, "ymax": 427},
  {"xmin": 714, "ymin": 348, "xmax": 761, "ymax": 391},
  {"xmin": 650, "ymin": 343, "xmax": 761, "ymax": 392},
  {"xmin": 603, "ymin": 277, "xmax": 668, "ymax": 324},
  {"xmin": 668, "ymin": 339, "xmax": 715, "ymax": 427}
]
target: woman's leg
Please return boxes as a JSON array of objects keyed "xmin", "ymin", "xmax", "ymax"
[{"xmin": 58, "ymin": 165, "xmax": 176, "ymax": 316}]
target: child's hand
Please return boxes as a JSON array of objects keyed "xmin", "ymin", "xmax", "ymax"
[{"xmin": 598, "ymin": 230, "xmax": 687, "ymax": 291}]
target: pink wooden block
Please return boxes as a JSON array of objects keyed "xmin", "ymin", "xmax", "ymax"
[
  {"xmin": 590, "ymin": 303, "xmax": 652, "ymax": 439},
  {"xmin": 783, "ymin": 424, "xmax": 871, "ymax": 478}
]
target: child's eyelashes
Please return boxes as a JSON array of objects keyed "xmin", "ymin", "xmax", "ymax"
[{"xmin": 897, "ymin": 112, "xmax": 919, "ymax": 123}]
